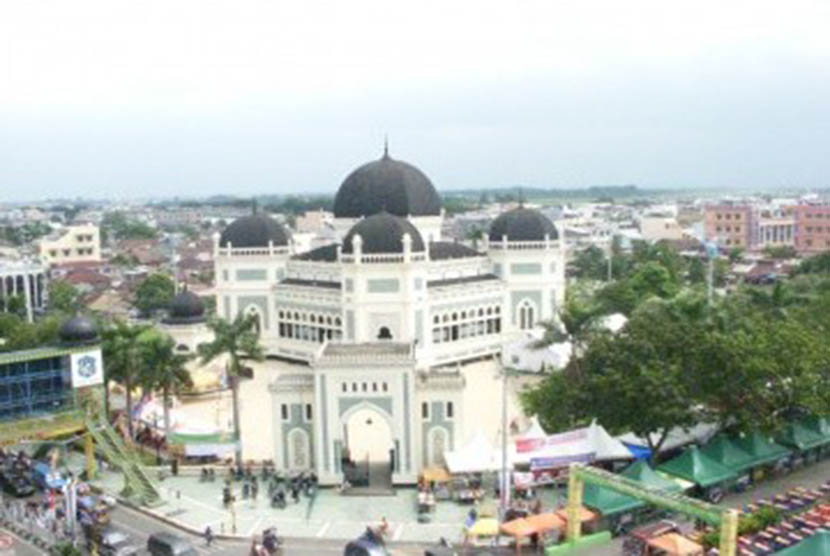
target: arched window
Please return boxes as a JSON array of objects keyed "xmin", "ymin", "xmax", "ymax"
[
  {"xmin": 518, "ymin": 300, "xmax": 535, "ymax": 330},
  {"xmin": 377, "ymin": 326, "xmax": 392, "ymax": 340},
  {"xmin": 287, "ymin": 429, "xmax": 310, "ymax": 469},
  {"xmin": 429, "ymin": 427, "xmax": 448, "ymax": 467}
]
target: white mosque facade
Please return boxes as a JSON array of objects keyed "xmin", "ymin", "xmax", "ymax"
[{"xmin": 210, "ymin": 150, "xmax": 566, "ymax": 485}]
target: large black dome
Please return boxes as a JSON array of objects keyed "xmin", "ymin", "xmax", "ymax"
[
  {"xmin": 219, "ymin": 215, "xmax": 289, "ymax": 248},
  {"xmin": 342, "ymin": 212, "xmax": 425, "ymax": 254},
  {"xmin": 333, "ymin": 151, "xmax": 441, "ymax": 218},
  {"xmin": 165, "ymin": 290, "xmax": 206, "ymax": 324},
  {"xmin": 59, "ymin": 315, "xmax": 99, "ymax": 345},
  {"xmin": 489, "ymin": 207, "xmax": 558, "ymax": 242}
]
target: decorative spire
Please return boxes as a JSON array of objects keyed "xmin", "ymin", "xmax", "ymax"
[
  {"xmin": 518, "ymin": 187, "xmax": 525, "ymax": 207},
  {"xmin": 252, "ymin": 198, "xmax": 258, "ymax": 215},
  {"xmin": 383, "ymin": 134, "xmax": 389, "ymax": 159}
]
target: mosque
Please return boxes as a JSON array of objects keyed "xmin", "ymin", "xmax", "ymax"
[{"xmin": 204, "ymin": 147, "xmax": 566, "ymax": 486}]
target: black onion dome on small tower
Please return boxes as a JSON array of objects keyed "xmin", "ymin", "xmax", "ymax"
[
  {"xmin": 164, "ymin": 289, "xmax": 206, "ymax": 325},
  {"xmin": 342, "ymin": 212, "xmax": 425, "ymax": 254},
  {"xmin": 488, "ymin": 207, "xmax": 558, "ymax": 242},
  {"xmin": 59, "ymin": 315, "xmax": 99, "ymax": 345},
  {"xmin": 333, "ymin": 146, "xmax": 441, "ymax": 218},
  {"xmin": 219, "ymin": 203, "xmax": 290, "ymax": 248}
]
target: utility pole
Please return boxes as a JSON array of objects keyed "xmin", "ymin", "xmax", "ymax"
[{"xmin": 500, "ymin": 364, "xmax": 510, "ymax": 513}]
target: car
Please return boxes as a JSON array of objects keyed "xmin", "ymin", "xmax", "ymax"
[
  {"xmin": 147, "ymin": 532, "xmax": 198, "ymax": 556},
  {"xmin": 0, "ymin": 471, "xmax": 35, "ymax": 498},
  {"xmin": 343, "ymin": 528, "xmax": 389, "ymax": 556},
  {"xmin": 99, "ymin": 527, "xmax": 139, "ymax": 556}
]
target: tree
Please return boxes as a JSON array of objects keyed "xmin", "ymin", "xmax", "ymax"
[
  {"xmin": 141, "ymin": 332, "xmax": 192, "ymax": 440},
  {"xmin": 571, "ymin": 246, "xmax": 608, "ymax": 281},
  {"xmin": 797, "ymin": 251, "xmax": 830, "ymax": 274},
  {"xmin": 763, "ymin": 245, "xmax": 798, "ymax": 260},
  {"xmin": 198, "ymin": 314, "xmax": 264, "ymax": 466},
  {"xmin": 134, "ymin": 273, "xmax": 175, "ymax": 317},
  {"xmin": 48, "ymin": 280, "xmax": 81, "ymax": 314},
  {"xmin": 533, "ymin": 292, "xmax": 600, "ymax": 375},
  {"xmin": 3, "ymin": 294, "xmax": 27, "ymax": 319},
  {"xmin": 101, "ymin": 321, "xmax": 151, "ymax": 439}
]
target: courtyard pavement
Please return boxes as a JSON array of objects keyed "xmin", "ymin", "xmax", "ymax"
[{"xmin": 65, "ymin": 453, "xmax": 830, "ymax": 551}]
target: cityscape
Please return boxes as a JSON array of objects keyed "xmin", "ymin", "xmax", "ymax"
[{"xmin": 2, "ymin": 2, "xmax": 830, "ymax": 556}]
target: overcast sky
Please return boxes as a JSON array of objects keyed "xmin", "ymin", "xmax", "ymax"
[{"xmin": 1, "ymin": 0, "xmax": 829, "ymax": 202}]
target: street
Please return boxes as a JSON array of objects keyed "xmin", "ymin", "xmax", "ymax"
[{"xmin": 109, "ymin": 504, "xmax": 431, "ymax": 555}]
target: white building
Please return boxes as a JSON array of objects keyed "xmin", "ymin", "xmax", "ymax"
[
  {"xmin": 211, "ymin": 149, "xmax": 566, "ymax": 486},
  {"xmin": 0, "ymin": 260, "xmax": 48, "ymax": 322},
  {"xmin": 38, "ymin": 224, "xmax": 101, "ymax": 265}
]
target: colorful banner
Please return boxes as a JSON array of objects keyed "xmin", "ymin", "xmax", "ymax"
[
  {"xmin": 530, "ymin": 452, "xmax": 594, "ymax": 471},
  {"xmin": 517, "ymin": 428, "xmax": 589, "ymax": 453}
]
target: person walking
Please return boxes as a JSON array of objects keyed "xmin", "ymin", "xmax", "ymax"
[{"xmin": 204, "ymin": 525, "xmax": 214, "ymax": 547}]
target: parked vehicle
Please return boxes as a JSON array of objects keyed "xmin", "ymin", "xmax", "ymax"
[
  {"xmin": 147, "ymin": 532, "xmax": 198, "ymax": 556},
  {"xmin": 343, "ymin": 528, "xmax": 389, "ymax": 556},
  {"xmin": 0, "ymin": 470, "xmax": 35, "ymax": 497},
  {"xmin": 31, "ymin": 462, "xmax": 67, "ymax": 490},
  {"xmin": 93, "ymin": 527, "xmax": 140, "ymax": 556}
]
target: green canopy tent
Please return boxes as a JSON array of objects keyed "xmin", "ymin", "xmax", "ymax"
[
  {"xmin": 699, "ymin": 434, "xmax": 756, "ymax": 473},
  {"xmin": 619, "ymin": 459, "xmax": 682, "ymax": 493},
  {"xmin": 656, "ymin": 446, "xmax": 736, "ymax": 488},
  {"xmin": 779, "ymin": 531, "xmax": 830, "ymax": 555},
  {"xmin": 799, "ymin": 416, "xmax": 830, "ymax": 439},
  {"xmin": 776, "ymin": 422, "xmax": 827, "ymax": 451},
  {"xmin": 732, "ymin": 431, "xmax": 791, "ymax": 467},
  {"xmin": 581, "ymin": 482, "xmax": 644, "ymax": 517}
]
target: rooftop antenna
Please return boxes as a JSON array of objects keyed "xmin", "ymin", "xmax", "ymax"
[{"xmin": 383, "ymin": 134, "xmax": 389, "ymax": 159}]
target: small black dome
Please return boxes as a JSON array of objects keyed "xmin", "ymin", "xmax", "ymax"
[
  {"xmin": 219, "ymin": 215, "xmax": 289, "ymax": 248},
  {"xmin": 489, "ymin": 207, "xmax": 558, "ymax": 242},
  {"xmin": 334, "ymin": 152, "xmax": 441, "ymax": 218},
  {"xmin": 342, "ymin": 213, "xmax": 425, "ymax": 254},
  {"xmin": 59, "ymin": 316, "xmax": 99, "ymax": 345},
  {"xmin": 165, "ymin": 290, "xmax": 205, "ymax": 324}
]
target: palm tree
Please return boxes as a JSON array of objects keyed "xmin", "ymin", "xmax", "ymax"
[
  {"xmin": 101, "ymin": 320, "xmax": 150, "ymax": 440},
  {"xmin": 532, "ymin": 295, "xmax": 599, "ymax": 375},
  {"xmin": 142, "ymin": 333, "xmax": 193, "ymax": 440},
  {"xmin": 198, "ymin": 313, "xmax": 264, "ymax": 466}
]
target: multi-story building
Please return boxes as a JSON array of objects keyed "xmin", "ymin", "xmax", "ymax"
[
  {"xmin": 757, "ymin": 205, "xmax": 795, "ymax": 250},
  {"xmin": 39, "ymin": 224, "xmax": 101, "ymax": 265},
  {"xmin": 0, "ymin": 260, "xmax": 48, "ymax": 322},
  {"xmin": 792, "ymin": 204, "xmax": 830, "ymax": 253},
  {"xmin": 213, "ymin": 149, "xmax": 567, "ymax": 485},
  {"xmin": 703, "ymin": 203, "xmax": 756, "ymax": 249}
]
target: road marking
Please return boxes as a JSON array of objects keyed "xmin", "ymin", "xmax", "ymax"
[
  {"xmin": 315, "ymin": 521, "xmax": 331, "ymax": 537},
  {"xmin": 246, "ymin": 515, "xmax": 263, "ymax": 537},
  {"xmin": 392, "ymin": 523, "xmax": 404, "ymax": 541}
]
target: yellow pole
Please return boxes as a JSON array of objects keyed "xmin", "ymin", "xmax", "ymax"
[
  {"xmin": 85, "ymin": 433, "xmax": 97, "ymax": 480},
  {"xmin": 566, "ymin": 464, "xmax": 584, "ymax": 541},
  {"xmin": 719, "ymin": 509, "xmax": 739, "ymax": 556}
]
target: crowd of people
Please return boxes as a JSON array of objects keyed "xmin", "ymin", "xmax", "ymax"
[{"xmin": 215, "ymin": 464, "xmax": 318, "ymax": 510}]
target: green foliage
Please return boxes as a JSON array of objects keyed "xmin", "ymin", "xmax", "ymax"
[
  {"xmin": 102, "ymin": 211, "xmax": 158, "ymax": 240},
  {"xmin": 443, "ymin": 197, "xmax": 477, "ymax": 216},
  {"xmin": 0, "ymin": 221, "xmax": 52, "ymax": 246},
  {"xmin": 1, "ymin": 294, "xmax": 27, "ymax": 319},
  {"xmin": 109, "ymin": 253, "xmax": 139, "ymax": 267},
  {"xmin": 0, "ymin": 313, "xmax": 63, "ymax": 352},
  {"xmin": 571, "ymin": 246, "xmax": 608, "ymax": 281},
  {"xmin": 798, "ymin": 250, "xmax": 830, "ymax": 274},
  {"xmin": 101, "ymin": 320, "xmax": 152, "ymax": 438},
  {"xmin": 48, "ymin": 280, "xmax": 81, "ymax": 314},
  {"xmin": 134, "ymin": 273, "xmax": 175, "ymax": 317},
  {"xmin": 762, "ymin": 244, "xmax": 797, "ymax": 259},
  {"xmin": 703, "ymin": 506, "xmax": 782, "ymax": 548}
]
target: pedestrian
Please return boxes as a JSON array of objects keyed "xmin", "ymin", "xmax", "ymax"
[
  {"xmin": 291, "ymin": 485, "xmax": 299, "ymax": 503},
  {"xmin": 204, "ymin": 525, "xmax": 213, "ymax": 547}
]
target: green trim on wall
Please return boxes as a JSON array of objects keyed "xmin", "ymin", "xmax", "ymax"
[
  {"xmin": 367, "ymin": 278, "xmax": 400, "ymax": 293},
  {"xmin": 236, "ymin": 269, "xmax": 268, "ymax": 281},
  {"xmin": 510, "ymin": 290, "xmax": 542, "ymax": 325},
  {"xmin": 238, "ymin": 295, "xmax": 269, "ymax": 329},
  {"xmin": 511, "ymin": 263, "xmax": 543, "ymax": 275}
]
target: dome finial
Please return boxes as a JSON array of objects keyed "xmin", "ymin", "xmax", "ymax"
[
  {"xmin": 383, "ymin": 134, "xmax": 389, "ymax": 159},
  {"xmin": 518, "ymin": 187, "xmax": 525, "ymax": 208},
  {"xmin": 252, "ymin": 198, "xmax": 258, "ymax": 215}
]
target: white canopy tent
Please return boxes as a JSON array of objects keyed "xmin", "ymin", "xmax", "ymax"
[
  {"xmin": 444, "ymin": 430, "xmax": 502, "ymax": 473},
  {"xmin": 511, "ymin": 420, "xmax": 634, "ymax": 466}
]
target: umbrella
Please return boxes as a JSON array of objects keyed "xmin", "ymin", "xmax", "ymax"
[
  {"xmin": 647, "ymin": 532, "xmax": 704, "ymax": 555},
  {"xmin": 466, "ymin": 517, "xmax": 499, "ymax": 538}
]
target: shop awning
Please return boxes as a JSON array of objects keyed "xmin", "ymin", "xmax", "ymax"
[
  {"xmin": 445, "ymin": 430, "xmax": 500, "ymax": 473},
  {"xmin": 776, "ymin": 422, "xmax": 827, "ymax": 451},
  {"xmin": 732, "ymin": 431, "xmax": 791, "ymax": 467},
  {"xmin": 619, "ymin": 459, "xmax": 682, "ymax": 493},
  {"xmin": 582, "ymin": 482, "xmax": 644, "ymax": 517},
  {"xmin": 779, "ymin": 531, "xmax": 830, "ymax": 555},
  {"xmin": 699, "ymin": 434, "xmax": 756, "ymax": 473},
  {"xmin": 657, "ymin": 446, "xmax": 736, "ymax": 488},
  {"xmin": 646, "ymin": 532, "xmax": 704, "ymax": 555}
]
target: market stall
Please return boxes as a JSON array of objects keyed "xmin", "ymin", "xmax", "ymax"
[
  {"xmin": 656, "ymin": 446, "xmax": 736, "ymax": 502},
  {"xmin": 776, "ymin": 422, "xmax": 827, "ymax": 468},
  {"xmin": 732, "ymin": 431, "xmax": 791, "ymax": 481},
  {"xmin": 554, "ymin": 506, "xmax": 598, "ymax": 536},
  {"xmin": 500, "ymin": 512, "xmax": 564, "ymax": 554},
  {"xmin": 581, "ymin": 482, "xmax": 644, "ymax": 535},
  {"xmin": 779, "ymin": 531, "xmax": 830, "ymax": 555},
  {"xmin": 646, "ymin": 532, "xmax": 704, "ymax": 555},
  {"xmin": 619, "ymin": 459, "xmax": 683, "ymax": 493},
  {"xmin": 699, "ymin": 434, "xmax": 756, "ymax": 489}
]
